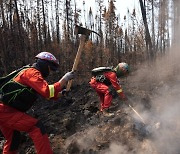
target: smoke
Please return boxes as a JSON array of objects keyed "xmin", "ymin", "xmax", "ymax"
[
  {"xmin": 126, "ymin": 42, "xmax": 180, "ymax": 154},
  {"xmin": 104, "ymin": 142, "xmax": 131, "ymax": 154},
  {"xmin": 63, "ymin": 46, "xmax": 180, "ymax": 154},
  {"xmin": 64, "ymin": 127, "xmax": 99, "ymax": 152},
  {"xmin": 149, "ymin": 79, "xmax": 180, "ymax": 153},
  {"xmin": 134, "ymin": 71, "xmax": 180, "ymax": 154},
  {"xmin": 76, "ymin": 127, "xmax": 98, "ymax": 149},
  {"xmin": 64, "ymin": 47, "xmax": 180, "ymax": 154}
]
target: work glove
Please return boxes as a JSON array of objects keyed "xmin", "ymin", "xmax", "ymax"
[
  {"xmin": 62, "ymin": 71, "xmax": 75, "ymax": 81},
  {"xmin": 119, "ymin": 92, "xmax": 128, "ymax": 101}
]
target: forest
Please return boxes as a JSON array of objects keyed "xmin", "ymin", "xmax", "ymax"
[
  {"xmin": 0, "ymin": 0, "xmax": 179, "ymax": 77},
  {"xmin": 0, "ymin": 0, "xmax": 180, "ymax": 153}
]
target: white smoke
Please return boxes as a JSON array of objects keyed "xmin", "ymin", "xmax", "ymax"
[
  {"xmin": 127, "ymin": 44, "xmax": 180, "ymax": 154},
  {"xmin": 104, "ymin": 142, "xmax": 131, "ymax": 154},
  {"xmin": 149, "ymin": 82, "xmax": 180, "ymax": 154}
]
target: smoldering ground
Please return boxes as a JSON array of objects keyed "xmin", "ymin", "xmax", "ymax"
[
  {"xmin": 63, "ymin": 46, "xmax": 180, "ymax": 154},
  {"xmin": 126, "ymin": 46, "xmax": 180, "ymax": 154},
  {"xmin": 64, "ymin": 20, "xmax": 180, "ymax": 153}
]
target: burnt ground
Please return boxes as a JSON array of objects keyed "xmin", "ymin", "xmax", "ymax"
[{"xmin": 0, "ymin": 68, "xmax": 180, "ymax": 154}]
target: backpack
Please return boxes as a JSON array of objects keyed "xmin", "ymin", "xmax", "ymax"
[
  {"xmin": 91, "ymin": 66, "xmax": 115, "ymax": 85},
  {"xmin": 91, "ymin": 66, "xmax": 114, "ymax": 76},
  {"xmin": 0, "ymin": 65, "xmax": 38, "ymax": 112},
  {"xmin": 0, "ymin": 65, "xmax": 31, "ymax": 88}
]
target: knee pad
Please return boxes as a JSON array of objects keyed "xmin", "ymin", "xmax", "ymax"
[{"xmin": 35, "ymin": 121, "xmax": 46, "ymax": 135}]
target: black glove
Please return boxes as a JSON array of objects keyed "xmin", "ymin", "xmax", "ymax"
[
  {"xmin": 61, "ymin": 89, "xmax": 67, "ymax": 96},
  {"xmin": 108, "ymin": 86, "xmax": 118, "ymax": 98}
]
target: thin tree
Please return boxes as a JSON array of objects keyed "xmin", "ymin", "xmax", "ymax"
[
  {"xmin": 139, "ymin": 0, "xmax": 154, "ymax": 60},
  {"xmin": 103, "ymin": 0, "xmax": 117, "ymax": 64},
  {"xmin": 41, "ymin": 0, "xmax": 47, "ymax": 47}
]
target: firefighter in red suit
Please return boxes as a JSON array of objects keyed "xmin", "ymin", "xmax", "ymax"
[
  {"xmin": 0, "ymin": 52, "xmax": 75, "ymax": 154},
  {"xmin": 89, "ymin": 62, "xmax": 129, "ymax": 117}
]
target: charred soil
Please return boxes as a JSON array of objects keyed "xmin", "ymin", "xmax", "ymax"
[{"xmin": 0, "ymin": 72, "xmax": 178, "ymax": 154}]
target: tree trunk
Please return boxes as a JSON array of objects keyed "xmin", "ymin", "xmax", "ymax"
[
  {"xmin": 56, "ymin": 0, "xmax": 60, "ymax": 44},
  {"xmin": 37, "ymin": 0, "xmax": 43, "ymax": 50},
  {"xmin": 151, "ymin": 0, "xmax": 155, "ymax": 51},
  {"xmin": 42, "ymin": 0, "xmax": 47, "ymax": 46},
  {"xmin": 139, "ymin": 0, "xmax": 154, "ymax": 60}
]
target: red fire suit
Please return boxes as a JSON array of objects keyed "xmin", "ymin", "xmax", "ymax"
[
  {"xmin": 0, "ymin": 67, "xmax": 62, "ymax": 154},
  {"xmin": 89, "ymin": 71, "xmax": 125, "ymax": 111}
]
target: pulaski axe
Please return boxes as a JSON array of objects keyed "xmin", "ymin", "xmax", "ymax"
[{"xmin": 66, "ymin": 25, "xmax": 100, "ymax": 91}]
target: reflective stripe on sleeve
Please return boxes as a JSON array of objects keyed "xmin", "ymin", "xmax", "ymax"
[
  {"xmin": 48, "ymin": 85, "xmax": 55, "ymax": 98},
  {"xmin": 117, "ymin": 89, "xmax": 123, "ymax": 93}
]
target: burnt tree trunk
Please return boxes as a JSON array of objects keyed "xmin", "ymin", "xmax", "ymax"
[{"xmin": 139, "ymin": 0, "xmax": 154, "ymax": 61}]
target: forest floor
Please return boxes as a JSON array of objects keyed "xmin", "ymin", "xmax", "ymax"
[{"xmin": 1, "ymin": 59, "xmax": 180, "ymax": 154}]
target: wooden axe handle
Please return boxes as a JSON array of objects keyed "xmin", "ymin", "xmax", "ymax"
[{"xmin": 66, "ymin": 35, "xmax": 86, "ymax": 91}]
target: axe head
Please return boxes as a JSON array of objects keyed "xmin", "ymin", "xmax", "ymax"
[
  {"xmin": 74, "ymin": 25, "xmax": 101, "ymax": 38},
  {"xmin": 74, "ymin": 25, "xmax": 91, "ymax": 36}
]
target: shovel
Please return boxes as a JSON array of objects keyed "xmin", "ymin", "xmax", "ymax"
[{"xmin": 126, "ymin": 99, "xmax": 160, "ymax": 134}]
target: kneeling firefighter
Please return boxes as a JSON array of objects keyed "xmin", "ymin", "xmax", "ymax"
[
  {"xmin": 0, "ymin": 52, "xmax": 75, "ymax": 154},
  {"xmin": 89, "ymin": 62, "xmax": 129, "ymax": 117}
]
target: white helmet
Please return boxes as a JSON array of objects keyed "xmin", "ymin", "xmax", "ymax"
[{"xmin": 35, "ymin": 52, "xmax": 59, "ymax": 71}]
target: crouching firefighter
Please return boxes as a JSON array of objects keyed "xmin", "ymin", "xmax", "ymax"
[
  {"xmin": 89, "ymin": 62, "xmax": 129, "ymax": 117},
  {"xmin": 0, "ymin": 52, "xmax": 75, "ymax": 154}
]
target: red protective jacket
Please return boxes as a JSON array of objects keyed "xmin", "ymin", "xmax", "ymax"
[
  {"xmin": 89, "ymin": 71, "xmax": 125, "ymax": 111},
  {"xmin": 14, "ymin": 67, "xmax": 61, "ymax": 99},
  {"xmin": 103, "ymin": 71, "xmax": 123, "ymax": 92}
]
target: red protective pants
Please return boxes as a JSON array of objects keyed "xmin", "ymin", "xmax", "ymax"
[
  {"xmin": 0, "ymin": 104, "xmax": 53, "ymax": 154},
  {"xmin": 89, "ymin": 78, "xmax": 112, "ymax": 111}
]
